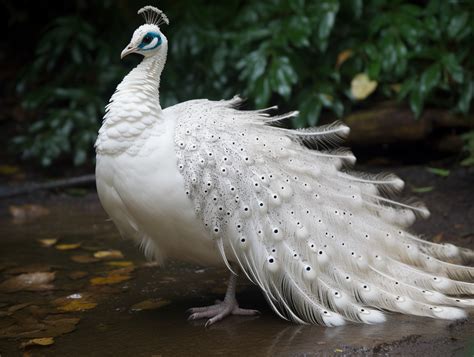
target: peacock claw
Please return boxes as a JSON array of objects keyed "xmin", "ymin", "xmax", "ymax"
[{"xmin": 187, "ymin": 300, "xmax": 260, "ymax": 327}]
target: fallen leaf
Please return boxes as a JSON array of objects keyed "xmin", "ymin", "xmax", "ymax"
[
  {"xmin": 0, "ymin": 303, "xmax": 31, "ymax": 317},
  {"xmin": 38, "ymin": 239, "xmax": 58, "ymax": 247},
  {"xmin": 5, "ymin": 264, "xmax": 52, "ymax": 275},
  {"xmin": 0, "ymin": 272, "xmax": 55, "ymax": 292},
  {"xmin": 93, "ymin": 250, "xmax": 124, "ymax": 259},
  {"xmin": 336, "ymin": 49, "xmax": 353, "ymax": 68},
  {"xmin": 21, "ymin": 337, "xmax": 54, "ymax": 349},
  {"xmin": 24, "ymin": 304, "xmax": 51, "ymax": 320},
  {"xmin": 68, "ymin": 271, "xmax": 88, "ymax": 280},
  {"xmin": 142, "ymin": 261, "xmax": 160, "ymax": 268},
  {"xmin": 56, "ymin": 243, "xmax": 81, "ymax": 251},
  {"xmin": 0, "ymin": 313, "xmax": 80, "ymax": 339},
  {"xmin": 0, "ymin": 316, "xmax": 15, "ymax": 329},
  {"xmin": 334, "ymin": 348, "xmax": 343, "ymax": 353},
  {"xmin": 433, "ymin": 233, "xmax": 444, "ymax": 243},
  {"xmin": 426, "ymin": 167, "xmax": 450, "ymax": 177},
  {"xmin": 351, "ymin": 73, "xmax": 378, "ymax": 100},
  {"xmin": 9, "ymin": 204, "xmax": 50, "ymax": 221},
  {"xmin": 131, "ymin": 299, "xmax": 170, "ymax": 312},
  {"xmin": 81, "ymin": 245, "xmax": 107, "ymax": 252},
  {"xmin": 40, "ymin": 315, "xmax": 80, "ymax": 338},
  {"xmin": 90, "ymin": 274, "xmax": 131, "ymax": 286},
  {"xmin": 159, "ymin": 276, "xmax": 177, "ymax": 284},
  {"xmin": 108, "ymin": 266, "xmax": 135, "ymax": 275},
  {"xmin": 55, "ymin": 294, "xmax": 98, "ymax": 312},
  {"xmin": 8, "ymin": 303, "xmax": 32, "ymax": 313},
  {"xmin": 106, "ymin": 261, "xmax": 134, "ymax": 267},
  {"xmin": 412, "ymin": 186, "xmax": 434, "ymax": 193},
  {"xmin": 0, "ymin": 165, "xmax": 20, "ymax": 175},
  {"xmin": 70, "ymin": 254, "xmax": 99, "ymax": 263}
]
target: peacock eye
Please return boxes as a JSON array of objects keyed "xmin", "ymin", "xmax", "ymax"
[{"xmin": 143, "ymin": 35, "xmax": 153, "ymax": 44}]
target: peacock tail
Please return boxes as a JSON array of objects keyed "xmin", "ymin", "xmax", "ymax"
[{"xmin": 172, "ymin": 96, "xmax": 474, "ymax": 326}]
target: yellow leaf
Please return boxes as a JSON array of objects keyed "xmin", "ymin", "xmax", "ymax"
[
  {"xmin": 350, "ymin": 73, "xmax": 378, "ymax": 100},
  {"xmin": 70, "ymin": 254, "xmax": 99, "ymax": 263},
  {"xmin": 38, "ymin": 239, "xmax": 58, "ymax": 247},
  {"xmin": 93, "ymin": 250, "xmax": 124, "ymax": 259},
  {"xmin": 56, "ymin": 243, "xmax": 81, "ymax": 251},
  {"xmin": 336, "ymin": 49, "xmax": 353, "ymax": 68},
  {"xmin": 57, "ymin": 299, "xmax": 98, "ymax": 312},
  {"xmin": 106, "ymin": 261, "xmax": 134, "ymax": 267},
  {"xmin": 390, "ymin": 83, "xmax": 401, "ymax": 93},
  {"xmin": 21, "ymin": 337, "xmax": 55, "ymax": 348},
  {"xmin": 108, "ymin": 266, "xmax": 135, "ymax": 275},
  {"xmin": 334, "ymin": 348, "xmax": 343, "ymax": 353},
  {"xmin": 0, "ymin": 165, "xmax": 19, "ymax": 175},
  {"xmin": 131, "ymin": 299, "xmax": 170, "ymax": 312},
  {"xmin": 90, "ymin": 274, "xmax": 130, "ymax": 286}
]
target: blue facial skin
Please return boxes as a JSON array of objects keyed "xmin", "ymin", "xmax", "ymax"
[{"xmin": 138, "ymin": 32, "xmax": 162, "ymax": 50}]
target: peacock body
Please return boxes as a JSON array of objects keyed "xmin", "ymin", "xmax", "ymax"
[{"xmin": 95, "ymin": 6, "xmax": 474, "ymax": 326}]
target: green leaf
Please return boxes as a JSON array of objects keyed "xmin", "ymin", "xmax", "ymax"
[
  {"xmin": 318, "ymin": 8, "xmax": 338, "ymax": 52},
  {"xmin": 457, "ymin": 80, "xmax": 473, "ymax": 114},
  {"xmin": 426, "ymin": 167, "xmax": 450, "ymax": 177},
  {"xmin": 367, "ymin": 59, "xmax": 381, "ymax": 80},
  {"xmin": 398, "ymin": 77, "xmax": 416, "ymax": 100},
  {"xmin": 442, "ymin": 54, "xmax": 464, "ymax": 83},
  {"xmin": 380, "ymin": 38, "xmax": 398, "ymax": 72},
  {"xmin": 461, "ymin": 157, "xmax": 474, "ymax": 166},
  {"xmin": 409, "ymin": 87, "xmax": 424, "ymax": 118},
  {"xmin": 420, "ymin": 63, "xmax": 441, "ymax": 95},
  {"xmin": 253, "ymin": 77, "xmax": 271, "ymax": 108},
  {"xmin": 447, "ymin": 13, "xmax": 469, "ymax": 40},
  {"xmin": 287, "ymin": 16, "xmax": 311, "ymax": 47},
  {"xmin": 350, "ymin": 0, "xmax": 363, "ymax": 19}
]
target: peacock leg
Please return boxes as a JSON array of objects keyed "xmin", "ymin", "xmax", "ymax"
[{"xmin": 187, "ymin": 272, "xmax": 260, "ymax": 327}]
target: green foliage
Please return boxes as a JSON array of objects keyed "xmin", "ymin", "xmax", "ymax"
[
  {"xmin": 13, "ymin": 0, "xmax": 474, "ymax": 166},
  {"xmin": 14, "ymin": 14, "xmax": 127, "ymax": 166}
]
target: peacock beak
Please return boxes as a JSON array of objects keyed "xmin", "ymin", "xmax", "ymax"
[{"xmin": 120, "ymin": 44, "xmax": 136, "ymax": 59}]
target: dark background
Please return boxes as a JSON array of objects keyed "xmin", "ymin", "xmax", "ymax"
[{"xmin": 1, "ymin": 0, "xmax": 473, "ymax": 174}]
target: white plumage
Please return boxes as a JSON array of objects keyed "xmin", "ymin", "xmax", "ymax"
[{"xmin": 95, "ymin": 6, "xmax": 474, "ymax": 326}]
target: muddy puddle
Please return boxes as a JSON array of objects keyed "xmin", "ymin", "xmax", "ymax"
[{"xmin": 0, "ymin": 165, "xmax": 473, "ymax": 356}]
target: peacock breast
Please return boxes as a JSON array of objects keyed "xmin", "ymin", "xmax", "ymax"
[{"xmin": 96, "ymin": 117, "xmax": 221, "ymax": 266}]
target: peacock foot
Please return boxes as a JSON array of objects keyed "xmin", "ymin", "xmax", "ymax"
[{"xmin": 187, "ymin": 299, "xmax": 260, "ymax": 327}]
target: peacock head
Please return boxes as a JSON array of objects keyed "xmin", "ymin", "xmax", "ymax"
[{"xmin": 121, "ymin": 6, "xmax": 169, "ymax": 59}]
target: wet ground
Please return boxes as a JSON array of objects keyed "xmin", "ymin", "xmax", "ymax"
[{"xmin": 0, "ymin": 165, "xmax": 473, "ymax": 356}]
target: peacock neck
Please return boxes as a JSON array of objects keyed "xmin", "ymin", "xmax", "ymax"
[
  {"xmin": 96, "ymin": 48, "xmax": 169, "ymax": 156},
  {"xmin": 117, "ymin": 48, "xmax": 167, "ymax": 103}
]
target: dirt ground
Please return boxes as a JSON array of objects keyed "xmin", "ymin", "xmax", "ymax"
[{"xmin": 0, "ymin": 164, "xmax": 473, "ymax": 356}]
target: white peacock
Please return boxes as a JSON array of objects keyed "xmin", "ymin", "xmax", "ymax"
[{"xmin": 95, "ymin": 5, "xmax": 473, "ymax": 327}]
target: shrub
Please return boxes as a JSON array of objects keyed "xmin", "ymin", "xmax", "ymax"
[{"xmin": 12, "ymin": 0, "xmax": 473, "ymax": 166}]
